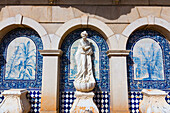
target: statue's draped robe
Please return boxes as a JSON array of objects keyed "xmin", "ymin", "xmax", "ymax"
[{"xmin": 75, "ymin": 39, "xmax": 95, "ymax": 83}]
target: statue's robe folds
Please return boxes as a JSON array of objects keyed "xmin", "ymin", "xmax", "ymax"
[{"xmin": 75, "ymin": 39, "xmax": 95, "ymax": 83}]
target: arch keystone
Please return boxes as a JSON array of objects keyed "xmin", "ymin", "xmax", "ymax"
[
  {"xmin": 15, "ymin": 14, "xmax": 23, "ymax": 25},
  {"xmin": 147, "ymin": 15, "xmax": 155, "ymax": 25},
  {"xmin": 81, "ymin": 15, "xmax": 89, "ymax": 26}
]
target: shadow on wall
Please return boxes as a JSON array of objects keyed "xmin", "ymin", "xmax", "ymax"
[
  {"xmin": 0, "ymin": 0, "xmax": 169, "ymax": 23},
  {"xmin": 72, "ymin": 5, "xmax": 135, "ymax": 21},
  {"xmin": 0, "ymin": 5, "xmax": 135, "ymax": 23},
  {"xmin": 0, "ymin": 0, "xmax": 154, "ymax": 23}
]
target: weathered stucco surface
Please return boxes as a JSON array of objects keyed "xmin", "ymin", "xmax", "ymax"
[{"xmin": 0, "ymin": 1, "xmax": 169, "ymax": 113}]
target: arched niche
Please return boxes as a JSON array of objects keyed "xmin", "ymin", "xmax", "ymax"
[
  {"xmin": 0, "ymin": 27, "xmax": 43, "ymax": 89},
  {"xmin": 59, "ymin": 28, "xmax": 110, "ymax": 113},
  {"xmin": 127, "ymin": 29, "xmax": 170, "ymax": 90},
  {"xmin": 127, "ymin": 29, "xmax": 170, "ymax": 112},
  {"xmin": 0, "ymin": 15, "xmax": 47, "ymax": 112}
]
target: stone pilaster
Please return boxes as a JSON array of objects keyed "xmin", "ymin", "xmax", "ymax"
[
  {"xmin": 107, "ymin": 50, "xmax": 130, "ymax": 113},
  {"xmin": 39, "ymin": 50, "xmax": 63, "ymax": 113}
]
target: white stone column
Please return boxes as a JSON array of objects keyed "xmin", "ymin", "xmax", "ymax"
[
  {"xmin": 39, "ymin": 50, "xmax": 63, "ymax": 113},
  {"xmin": 107, "ymin": 50, "xmax": 130, "ymax": 113}
]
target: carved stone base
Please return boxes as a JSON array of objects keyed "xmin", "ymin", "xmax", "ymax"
[
  {"xmin": 139, "ymin": 89, "xmax": 170, "ymax": 113},
  {"xmin": 0, "ymin": 89, "xmax": 31, "ymax": 113},
  {"xmin": 70, "ymin": 91, "xmax": 99, "ymax": 113}
]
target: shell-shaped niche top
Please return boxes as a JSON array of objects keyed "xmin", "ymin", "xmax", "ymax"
[{"xmin": 73, "ymin": 31, "xmax": 96, "ymax": 92}]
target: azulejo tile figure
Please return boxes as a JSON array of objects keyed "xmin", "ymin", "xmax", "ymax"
[
  {"xmin": 60, "ymin": 29, "xmax": 110, "ymax": 113},
  {"xmin": 5, "ymin": 37, "xmax": 36, "ymax": 80},
  {"xmin": 133, "ymin": 38, "xmax": 164, "ymax": 80}
]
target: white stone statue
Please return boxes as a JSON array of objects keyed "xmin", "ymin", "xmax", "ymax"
[
  {"xmin": 71, "ymin": 31, "xmax": 99, "ymax": 113},
  {"xmin": 74, "ymin": 31, "xmax": 95, "ymax": 83},
  {"xmin": 73, "ymin": 31, "xmax": 96, "ymax": 92}
]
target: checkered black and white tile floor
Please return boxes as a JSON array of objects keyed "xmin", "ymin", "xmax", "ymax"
[{"xmin": 0, "ymin": 90, "xmax": 170, "ymax": 113}]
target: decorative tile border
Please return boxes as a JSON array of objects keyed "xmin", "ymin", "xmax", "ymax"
[
  {"xmin": 27, "ymin": 90, "xmax": 41, "ymax": 113},
  {"xmin": 129, "ymin": 92, "xmax": 143, "ymax": 113}
]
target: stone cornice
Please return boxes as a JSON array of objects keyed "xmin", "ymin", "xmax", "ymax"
[
  {"xmin": 106, "ymin": 50, "xmax": 130, "ymax": 57},
  {"xmin": 39, "ymin": 49, "xmax": 63, "ymax": 56}
]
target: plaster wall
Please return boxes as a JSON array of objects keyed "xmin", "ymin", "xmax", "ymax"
[
  {"xmin": 0, "ymin": 1, "xmax": 169, "ymax": 113},
  {"xmin": 0, "ymin": 6, "xmax": 169, "ymax": 31}
]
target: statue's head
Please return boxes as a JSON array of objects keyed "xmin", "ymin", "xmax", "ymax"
[{"xmin": 81, "ymin": 31, "xmax": 88, "ymax": 40}]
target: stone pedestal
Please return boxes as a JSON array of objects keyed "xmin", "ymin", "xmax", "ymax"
[
  {"xmin": 139, "ymin": 89, "xmax": 170, "ymax": 113},
  {"xmin": 70, "ymin": 91, "xmax": 99, "ymax": 113},
  {"xmin": 0, "ymin": 89, "xmax": 30, "ymax": 113}
]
